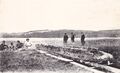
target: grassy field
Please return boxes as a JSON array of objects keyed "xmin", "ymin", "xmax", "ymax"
[
  {"xmin": 36, "ymin": 38, "xmax": 120, "ymax": 68},
  {"xmin": 86, "ymin": 39, "xmax": 120, "ymax": 68},
  {"xmin": 0, "ymin": 38, "xmax": 120, "ymax": 72},
  {"xmin": 0, "ymin": 49, "xmax": 92, "ymax": 73}
]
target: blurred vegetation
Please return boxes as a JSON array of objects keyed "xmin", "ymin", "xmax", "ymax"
[
  {"xmin": 0, "ymin": 49, "xmax": 82, "ymax": 72},
  {"xmin": 86, "ymin": 39, "xmax": 120, "ymax": 68}
]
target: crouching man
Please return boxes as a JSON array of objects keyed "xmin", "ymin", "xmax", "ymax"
[{"xmin": 0, "ymin": 41, "xmax": 8, "ymax": 51}]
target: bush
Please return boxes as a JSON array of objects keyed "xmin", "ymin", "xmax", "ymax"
[{"xmin": 0, "ymin": 51, "xmax": 15, "ymax": 72}]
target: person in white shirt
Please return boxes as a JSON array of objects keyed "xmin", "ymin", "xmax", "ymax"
[{"xmin": 24, "ymin": 38, "xmax": 32, "ymax": 49}]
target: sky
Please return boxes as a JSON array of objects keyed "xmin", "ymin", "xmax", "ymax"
[{"xmin": 0, "ymin": 0, "xmax": 120, "ymax": 33}]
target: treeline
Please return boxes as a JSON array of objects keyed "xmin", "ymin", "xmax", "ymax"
[{"xmin": 1, "ymin": 29, "xmax": 120, "ymax": 38}]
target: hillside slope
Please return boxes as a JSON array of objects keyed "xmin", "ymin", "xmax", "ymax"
[{"xmin": 1, "ymin": 29, "xmax": 120, "ymax": 38}]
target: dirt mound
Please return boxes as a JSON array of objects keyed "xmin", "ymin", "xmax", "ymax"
[{"xmin": 37, "ymin": 44, "xmax": 113, "ymax": 64}]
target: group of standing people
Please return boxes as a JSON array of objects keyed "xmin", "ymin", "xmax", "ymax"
[
  {"xmin": 0, "ymin": 33, "xmax": 85, "ymax": 51},
  {"xmin": 0, "ymin": 38, "xmax": 32, "ymax": 51},
  {"xmin": 63, "ymin": 32, "xmax": 85, "ymax": 46}
]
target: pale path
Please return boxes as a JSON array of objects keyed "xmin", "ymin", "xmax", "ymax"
[{"xmin": 35, "ymin": 49, "xmax": 105, "ymax": 73}]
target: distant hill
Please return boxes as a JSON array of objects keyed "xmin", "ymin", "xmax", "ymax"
[{"xmin": 1, "ymin": 29, "xmax": 120, "ymax": 38}]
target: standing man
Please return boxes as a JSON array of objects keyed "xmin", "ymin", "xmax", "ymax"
[
  {"xmin": 81, "ymin": 33, "xmax": 85, "ymax": 46},
  {"xmin": 63, "ymin": 33, "xmax": 68, "ymax": 43},
  {"xmin": 71, "ymin": 32, "xmax": 75, "ymax": 43}
]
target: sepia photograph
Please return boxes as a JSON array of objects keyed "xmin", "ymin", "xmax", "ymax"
[{"xmin": 0, "ymin": 0, "xmax": 120, "ymax": 73}]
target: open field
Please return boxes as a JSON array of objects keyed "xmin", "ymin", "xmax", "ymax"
[
  {"xmin": 86, "ymin": 39, "xmax": 120, "ymax": 68},
  {"xmin": 0, "ymin": 50, "xmax": 93, "ymax": 73},
  {"xmin": 65, "ymin": 38, "xmax": 120, "ymax": 68},
  {"xmin": 0, "ymin": 37, "xmax": 120, "ymax": 72}
]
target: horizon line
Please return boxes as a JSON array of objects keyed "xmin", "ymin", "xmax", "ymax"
[{"xmin": 0, "ymin": 28, "xmax": 120, "ymax": 33}]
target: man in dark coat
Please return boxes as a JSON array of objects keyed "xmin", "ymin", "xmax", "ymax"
[
  {"xmin": 0, "ymin": 40, "xmax": 8, "ymax": 51},
  {"xmin": 71, "ymin": 32, "xmax": 75, "ymax": 42},
  {"xmin": 63, "ymin": 33, "xmax": 68, "ymax": 43},
  {"xmin": 16, "ymin": 40, "xmax": 23, "ymax": 49},
  {"xmin": 81, "ymin": 33, "xmax": 85, "ymax": 46}
]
